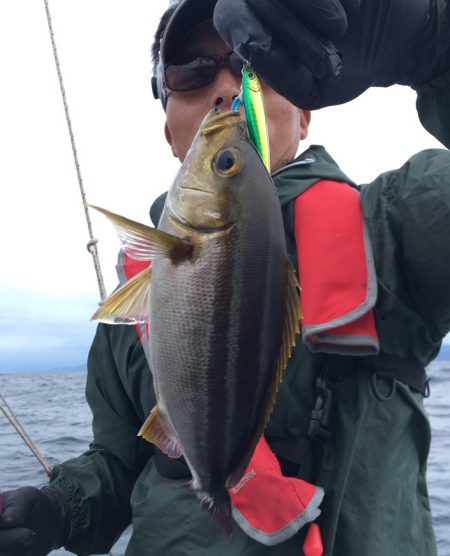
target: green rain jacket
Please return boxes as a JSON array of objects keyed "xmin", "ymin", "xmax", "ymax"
[{"xmin": 49, "ymin": 73, "xmax": 450, "ymax": 556}]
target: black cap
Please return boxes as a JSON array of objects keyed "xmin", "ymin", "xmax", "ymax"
[
  {"xmin": 161, "ymin": 0, "xmax": 218, "ymax": 64},
  {"xmin": 153, "ymin": 0, "xmax": 218, "ymax": 109}
]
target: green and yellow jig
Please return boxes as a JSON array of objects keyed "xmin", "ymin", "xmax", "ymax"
[{"xmin": 232, "ymin": 65, "xmax": 271, "ymax": 173}]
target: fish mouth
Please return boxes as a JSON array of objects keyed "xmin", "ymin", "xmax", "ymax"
[
  {"xmin": 167, "ymin": 202, "xmax": 235, "ymax": 233},
  {"xmin": 201, "ymin": 109, "xmax": 241, "ymax": 137},
  {"xmin": 180, "ymin": 186, "xmax": 214, "ymax": 195}
]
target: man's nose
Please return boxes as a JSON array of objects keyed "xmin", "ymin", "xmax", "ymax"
[{"xmin": 212, "ymin": 67, "xmax": 241, "ymax": 109}]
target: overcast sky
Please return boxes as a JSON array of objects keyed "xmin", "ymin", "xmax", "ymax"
[{"xmin": 0, "ymin": 0, "xmax": 448, "ymax": 372}]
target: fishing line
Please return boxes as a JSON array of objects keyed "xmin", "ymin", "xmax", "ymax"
[
  {"xmin": 38, "ymin": 6, "xmax": 118, "ymax": 553},
  {"xmin": 43, "ymin": 0, "xmax": 107, "ymax": 303}
]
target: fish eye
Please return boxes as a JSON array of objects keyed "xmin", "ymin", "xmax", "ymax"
[
  {"xmin": 213, "ymin": 147, "xmax": 242, "ymax": 177},
  {"xmin": 217, "ymin": 150, "xmax": 235, "ymax": 171}
]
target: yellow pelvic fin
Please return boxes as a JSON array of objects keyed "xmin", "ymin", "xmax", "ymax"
[
  {"xmin": 91, "ymin": 267, "xmax": 151, "ymax": 324},
  {"xmin": 89, "ymin": 204, "xmax": 193, "ymax": 262},
  {"xmin": 138, "ymin": 405, "xmax": 183, "ymax": 459}
]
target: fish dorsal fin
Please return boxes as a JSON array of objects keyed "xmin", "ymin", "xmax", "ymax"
[
  {"xmin": 258, "ymin": 261, "xmax": 302, "ymax": 435},
  {"xmin": 92, "ymin": 267, "xmax": 151, "ymax": 324},
  {"xmin": 277, "ymin": 261, "xmax": 302, "ymax": 381},
  {"xmin": 139, "ymin": 405, "xmax": 183, "ymax": 459},
  {"xmin": 89, "ymin": 204, "xmax": 193, "ymax": 262},
  {"xmin": 226, "ymin": 262, "xmax": 302, "ymax": 488}
]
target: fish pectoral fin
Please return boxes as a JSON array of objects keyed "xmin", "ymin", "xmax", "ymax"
[
  {"xmin": 91, "ymin": 267, "xmax": 151, "ymax": 324},
  {"xmin": 89, "ymin": 204, "xmax": 193, "ymax": 262},
  {"xmin": 138, "ymin": 405, "xmax": 183, "ymax": 459}
]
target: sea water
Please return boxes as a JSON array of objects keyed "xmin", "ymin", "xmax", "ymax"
[{"xmin": 1, "ymin": 364, "xmax": 449, "ymax": 555}]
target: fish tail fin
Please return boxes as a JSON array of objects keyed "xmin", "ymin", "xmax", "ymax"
[{"xmin": 196, "ymin": 487, "xmax": 233, "ymax": 537}]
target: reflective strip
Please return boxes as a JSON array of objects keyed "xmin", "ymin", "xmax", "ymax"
[
  {"xmin": 271, "ymin": 157, "xmax": 315, "ymax": 177},
  {"xmin": 116, "ymin": 249, "xmax": 128, "ymax": 286},
  {"xmin": 231, "ymin": 486, "xmax": 324, "ymax": 546}
]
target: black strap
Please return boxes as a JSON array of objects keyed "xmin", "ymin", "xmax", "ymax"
[
  {"xmin": 270, "ymin": 352, "xmax": 428, "ymax": 477},
  {"xmin": 325, "ymin": 352, "xmax": 428, "ymax": 395},
  {"xmin": 364, "ymin": 352, "xmax": 428, "ymax": 396}
]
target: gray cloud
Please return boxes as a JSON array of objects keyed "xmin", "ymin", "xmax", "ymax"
[{"xmin": 0, "ymin": 288, "xmax": 98, "ymax": 372}]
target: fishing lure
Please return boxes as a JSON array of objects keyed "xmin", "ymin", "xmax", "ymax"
[{"xmin": 232, "ymin": 66, "xmax": 271, "ymax": 172}]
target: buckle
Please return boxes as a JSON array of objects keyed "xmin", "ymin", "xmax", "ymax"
[{"xmin": 308, "ymin": 377, "xmax": 333, "ymax": 442}]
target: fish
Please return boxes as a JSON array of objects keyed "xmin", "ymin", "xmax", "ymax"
[{"xmin": 90, "ymin": 108, "xmax": 301, "ymax": 534}]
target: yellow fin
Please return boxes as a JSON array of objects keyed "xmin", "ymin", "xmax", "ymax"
[
  {"xmin": 89, "ymin": 204, "xmax": 193, "ymax": 262},
  {"xmin": 259, "ymin": 261, "xmax": 302, "ymax": 426},
  {"xmin": 138, "ymin": 405, "xmax": 183, "ymax": 458},
  {"xmin": 92, "ymin": 267, "xmax": 151, "ymax": 324},
  {"xmin": 279, "ymin": 262, "xmax": 302, "ymax": 375}
]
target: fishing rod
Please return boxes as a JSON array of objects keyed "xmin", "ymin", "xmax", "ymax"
[
  {"xmin": 43, "ymin": 0, "xmax": 107, "ymax": 303},
  {"xmin": 0, "ymin": 393, "xmax": 52, "ymax": 478},
  {"xmin": 1, "ymin": 9, "xmax": 117, "ymax": 555},
  {"xmin": 0, "ymin": 393, "xmax": 116, "ymax": 556}
]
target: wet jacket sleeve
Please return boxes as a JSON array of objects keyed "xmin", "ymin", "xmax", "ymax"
[
  {"xmin": 415, "ymin": 67, "xmax": 450, "ymax": 148},
  {"xmin": 48, "ymin": 323, "xmax": 154, "ymax": 556},
  {"xmin": 361, "ymin": 147, "xmax": 450, "ymax": 347}
]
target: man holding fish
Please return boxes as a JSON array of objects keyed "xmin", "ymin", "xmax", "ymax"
[{"xmin": 1, "ymin": 0, "xmax": 450, "ymax": 555}]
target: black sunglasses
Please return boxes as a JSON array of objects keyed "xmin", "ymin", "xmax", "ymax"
[{"xmin": 164, "ymin": 51, "xmax": 244, "ymax": 92}]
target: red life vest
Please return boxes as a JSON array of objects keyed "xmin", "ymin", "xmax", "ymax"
[
  {"xmin": 229, "ymin": 436, "xmax": 324, "ymax": 547},
  {"xmin": 294, "ymin": 179, "xmax": 379, "ymax": 355}
]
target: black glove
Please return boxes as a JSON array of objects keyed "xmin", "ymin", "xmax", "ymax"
[
  {"xmin": 214, "ymin": 0, "xmax": 450, "ymax": 109},
  {"xmin": 0, "ymin": 487, "xmax": 68, "ymax": 556}
]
